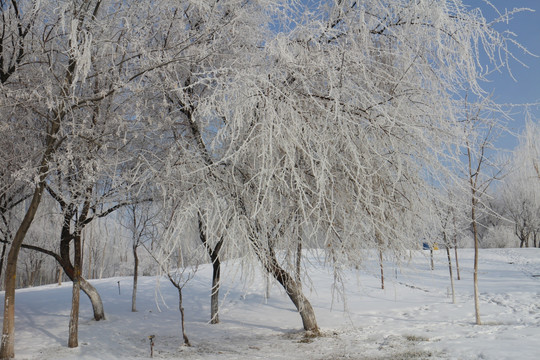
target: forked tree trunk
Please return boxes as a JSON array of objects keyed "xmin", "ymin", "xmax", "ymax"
[{"xmin": 18, "ymin": 242, "xmax": 106, "ymax": 321}]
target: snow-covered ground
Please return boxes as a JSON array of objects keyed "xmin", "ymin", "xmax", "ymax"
[{"xmin": 4, "ymin": 248, "xmax": 540, "ymax": 360}]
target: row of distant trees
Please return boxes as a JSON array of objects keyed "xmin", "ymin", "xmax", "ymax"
[{"xmin": 0, "ymin": 0, "xmax": 537, "ymax": 358}]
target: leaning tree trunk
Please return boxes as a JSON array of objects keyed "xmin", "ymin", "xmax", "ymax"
[
  {"xmin": 60, "ymin": 229, "xmax": 106, "ymax": 321},
  {"xmin": 1, "ymin": 182, "xmax": 46, "ymax": 359},
  {"xmin": 264, "ymin": 248, "xmax": 319, "ymax": 333}
]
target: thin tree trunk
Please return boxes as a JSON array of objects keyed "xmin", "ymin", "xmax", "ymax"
[
  {"xmin": 430, "ymin": 248, "xmax": 434, "ymax": 270},
  {"xmin": 379, "ymin": 248, "xmax": 384, "ymax": 290},
  {"xmin": 132, "ymin": 244, "xmax": 138, "ymax": 312},
  {"xmin": 472, "ymin": 201, "xmax": 481, "ymax": 325},
  {"xmin": 295, "ymin": 239, "xmax": 302, "ymax": 287},
  {"xmin": 178, "ymin": 287, "xmax": 190, "ymax": 346},
  {"xmin": 454, "ymin": 244, "xmax": 461, "ymax": 280},
  {"xmin": 58, "ymin": 265, "xmax": 63, "ymax": 285},
  {"xmin": 0, "ymin": 242, "xmax": 7, "ymax": 283},
  {"xmin": 445, "ymin": 244, "xmax": 456, "ymax": 304}
]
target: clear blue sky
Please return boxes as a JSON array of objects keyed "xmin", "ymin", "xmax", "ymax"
[{"xmin": 464, "ymin": 0, "xmax": 540, "ymax": 150}]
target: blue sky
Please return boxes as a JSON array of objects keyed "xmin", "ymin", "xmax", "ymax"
[{"xmin": 463, "ymin": 0, "xmax": 540, "ymax": 150}]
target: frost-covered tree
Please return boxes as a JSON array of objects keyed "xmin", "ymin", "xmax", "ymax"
[
  {"xmin": 0, "ymin": 0, "xmax": 189, "ymax": 355},
  {"xmin": 498, "ymin": 120, "xmax": 540, "ymax": 247},
  {"xmin": 155, "ymin": 0, "xmax": 525, "ymax": 333}
]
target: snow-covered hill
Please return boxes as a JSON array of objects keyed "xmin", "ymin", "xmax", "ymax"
[{"xmin": 4, "ymin": 248, "xmax": 540, "ymax": 359}]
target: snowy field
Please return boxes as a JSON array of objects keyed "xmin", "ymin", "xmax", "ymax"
[{"xmin": 4, "ymin": 248, "xmax": 540, "ymax": 360}]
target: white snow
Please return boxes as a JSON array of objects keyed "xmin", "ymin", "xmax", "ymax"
[{"xmin": 4, "ymin": 248, "xmax": 539, "ymax": 359}]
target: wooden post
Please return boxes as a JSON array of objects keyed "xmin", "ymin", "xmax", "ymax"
[{"xmin": 148, "ymin": 335, "xmax": 155, "ymax": 358}]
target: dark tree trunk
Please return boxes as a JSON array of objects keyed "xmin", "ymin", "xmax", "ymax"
[
  {"xmin": 60, "ymin": 222, "xmax": 105, "ymax": 321},
  {"xmin": 68, "ymin": 233, "xmax": 82, "ymax": 348},
  {"xmin": 210, "ymin": 257, "xmax": 221, "ymax": 324},
  {"xmin": 132, "ymin": 244, "xmax": 139, "ymax": 312},
  {"xmin": 197, "ymin": 213, "xmax": 223, "ymax": 324},
  {"xmin": 295, "ymin": 240, "xmax": 302, "ymax": 287},
  {"xmin": 379, "ymin": 248, "xmax": 384, "ymax": 290}
]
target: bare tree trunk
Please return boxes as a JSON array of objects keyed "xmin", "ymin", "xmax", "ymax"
[
  {"xmin": 68, "ymin": 234, "xmax": 82, "ymax": 348},
  {"xmin": 430, "ymin": 248, "xmax": 434, "ymax": 270},
  {"xmin": 197, "ymin": 213, "xmax": 223, "ymax": 324},
  {"xmin": 445, "ymin": 244, "xmax": 456, "ymax": 304},
  {"xmin": 1, "ymin": 182, "xmax": 46, "ymax": 359},
  {"xmin": 57, "ymin": 265, "xmax": 63, "ymax": 285},
  {"xmin": 264, "ymin": 248, "xmax": 318, "ymax": 333},
  {"xmin": 210, "ymin": 256, "xmax": 221, "ymax": 324},
  {"xmin": 454, "ymin": 244, "xmax": 461, "ymax": 280},
  {"xmin": 177, "ymin": 287, "xmax": 191, "ymax": 346},
  {"xmin": 472, "ymin": 204, "xmax": 482, "ymax": 325},
  {"xmin": 132, "ymin": 244, "xmax": 138, "ymax": 312},
  {"xmin": 68, "ymin": 277, "xmax": 80, "ymax": 348},
  {"xmin": 79, "ymin": 277, "xmax": 105, "ymax": 321},
  {"xmin": 0, "ymin": 242, "xmax": 7, "ymax": 284},
  {"xmin": 295, "ymin": 239, "xmax": 302, "ymax": 287},
  {"xmin": 379, "ymin": 248, "xmax": 384, "ymax": 290}
]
